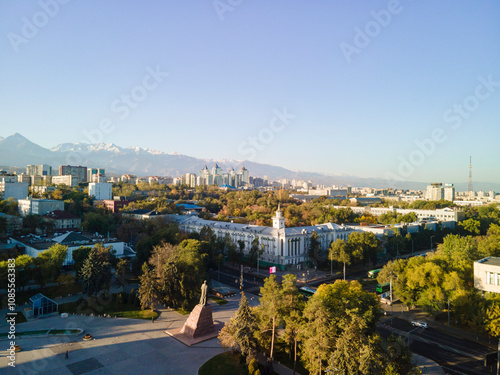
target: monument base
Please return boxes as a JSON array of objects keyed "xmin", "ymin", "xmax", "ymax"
[{"xmin": 164, "ymin": 304, "xmax": 223, "ymax": 347}]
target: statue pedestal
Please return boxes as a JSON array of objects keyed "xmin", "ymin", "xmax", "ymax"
[
  {"xmin": 165, "ymin": 303, "xmax": 223, "ymax": 346},
  {"xmin": 180, "ymin": 304, "xmax": 214, "ymax": 338}
]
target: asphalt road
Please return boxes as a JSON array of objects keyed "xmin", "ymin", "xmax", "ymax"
[{"xmin": 378, "ymin": 317, "xmax": 493, "ymax": 375}]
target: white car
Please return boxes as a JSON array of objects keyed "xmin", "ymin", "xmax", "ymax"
[{"xmin": 411, "ymin": 321, "xmax": 428, "ymax": 329}]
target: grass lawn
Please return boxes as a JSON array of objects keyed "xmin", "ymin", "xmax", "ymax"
[
  {"xmin": 175, "ymin": 308, "xmax": 190, "ymax": 315},
  {"xmin": 59, "ymin": 295, "xmax": 159, "ymax": 320},
  {"xmin": 0, "ymin": 330, "xmax": 49, "ymax": 338},
  {"xmin": 198, "ymin": 351, "xmax": 248, "ymax": 375},
  {"xmin": 48, "ymin": 329, "xmax": 81, "ymax": 335},
  {"xmin": 209, "ymin": 296, "xmax": 228, "ymax": 305}
]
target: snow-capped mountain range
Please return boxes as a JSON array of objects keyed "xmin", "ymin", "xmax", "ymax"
[{"xmin": 0, "ymin": 133, "xmax": 498, "ymax": 191}]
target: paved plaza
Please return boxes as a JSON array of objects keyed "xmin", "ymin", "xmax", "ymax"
[{"xmin": 0, "ymin": 295, "xmax": 253, "ymax": 375}]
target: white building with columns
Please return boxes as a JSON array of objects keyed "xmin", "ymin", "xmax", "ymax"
[{"xmin": 175, "ymin": 206, "xmax": 354, "ymax": 269}]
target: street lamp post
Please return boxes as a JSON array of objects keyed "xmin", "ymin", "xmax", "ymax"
[{"xmin": 430, "ymin": 235, "xmax": 435, "ymax": 251}]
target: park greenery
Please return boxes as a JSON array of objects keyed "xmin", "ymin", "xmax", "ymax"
[
  {"xmin": 378, "ymin": 222, "xmax": 500, "ymax": 337},
  {"xmin": 219, "ymin": 275, "xmax": 420, "ymax": 375}
]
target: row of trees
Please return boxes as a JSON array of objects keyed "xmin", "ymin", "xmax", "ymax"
[
  {"xmin": 0, "ymin": 244, "xmax": 68, "ymax": 290},
  {"xmin": 329, "ymin": 232, "xmax": 382, "ymax": 278},
  {"xmin": 377, "ymin": 223, "xmax": 500, "ymax": 336},
  {"xmin": 219, "ymin": 276, "xmax": 419, "ymax": 375}
]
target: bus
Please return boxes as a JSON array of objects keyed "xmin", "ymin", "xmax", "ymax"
[
  {"xmin": 299, "ymin": 286, "xmax": 317, "ymax": 298},
  {"xmin": 368, "ymin": 269, "xmax": 382, "ymax": 279},
  {"xmin": 376, "ymin": 283, "xmax": 390, "ymax": 294}
]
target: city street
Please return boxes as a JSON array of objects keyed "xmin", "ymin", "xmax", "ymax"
[{"xmin": 378, "ymin": 317, "xmax": 493, "ymax": 375}]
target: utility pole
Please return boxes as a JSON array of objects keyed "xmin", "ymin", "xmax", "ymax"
[{"xmin": 390, "ymin": 276, "xmax": 393, "ymax": 315}]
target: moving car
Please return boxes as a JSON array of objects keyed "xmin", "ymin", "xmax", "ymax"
[{"xmin": 411, "ymin": 321, "xmax": 428, "ymax": 329}]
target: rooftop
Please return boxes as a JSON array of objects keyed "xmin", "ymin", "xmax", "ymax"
[{"xmin": 476, "ymin": 257, "xmax": 500, "ymax": 267}]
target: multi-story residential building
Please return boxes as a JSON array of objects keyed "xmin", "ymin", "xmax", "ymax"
[
  {"xmin": 59, "ymin": 165, "xmax": 87, "ymax": 183},
  {"xmin": 0, "ymin": 182, "xmax": 29, "ymax": 200},
  {"xmin": 18, "ymin": 198, "xmax": 64, "ymax": 216},
  {"xmin": 181, "ymin": 173, "xmax": 197, "ymax": 188},
  {"xmin": 30, "ymin": 175, "xmax": 52, "ymax": 186},
  {"xmin": 26, "ymin": 164, "xmax": 52, "ymax": 176},
  {"xmin": 120, "ymin": 174, "xmax": 136, "ymax": 184},
  {"xmin": 42, "ymin": 210, "xmax": 81, "ymax": 230},
  {"xmin": 148, "ymin": 176, "xmax": 173, "ymax": 185},
  {"xmin": 426, "ymin": 183, "xmax": 444, "ymax": 201},
  {"xmin": 87, "ymin": 168, "xmax": 106, "ymax": 183},
  {"xmin": 474, "ymin": 257, "xmax": 500, "ymax": 294},
  {"xmin": 31, "ymin": 185, "xmax": 56, "ymax": 195},
  {"xmin": 17, "ymin": 174, "xmax": 31, "ymax": 184},
  {"xmin": 103, "ymin": 198, "xmax": 132, "ymax": 213},
  {"xmin": 89, "ymin": 183, "xmax": 112, "ymax": 200},
  {"xmin": 197, "ymin": 164, "xmax": 250, "ymax": 188},
  {"xmin": 174, "ymin": 206, "xmax": 354, "ymax": 269},
  {"xmin": 52, "ymin": 175, "xmax": 79, "ymax": 187},
  {"xmin": 444, "ymin": 184, "xmax": 455, "ymax": 201}
]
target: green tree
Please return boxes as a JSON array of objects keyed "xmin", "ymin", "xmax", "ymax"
[
  {"xmin": 329, "ymin": 239, "xmax": 351, "ymax": 280},
  {"xmin": 255, "ymin": 275, "xmax": 282, "ymax": 360},
  {"xmin": 348, "ymin": 231, "xmax": 381, "ymax": 267},
  {"xmin": 308, "ymin": 230, "xmax": 320, "ymax": 260},
  {"xmin": 80, "ymin": 245, "xmax": 113, "ymax": 296},
  {"xmin": 72, "ymin": 246, "xmax": 92, "ymax": 278},
  {"xmin": 218, "ymin": 292, "xmax": 257, "ymax": 363},
  {"xmin": 115, "ymin": 258, "xmax": 130, "ymax": 291},
  {"xmin": 138, "ymin": 262, "xmax": 159, "ymax": 311}
]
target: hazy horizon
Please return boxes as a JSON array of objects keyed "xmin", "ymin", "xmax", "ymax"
[{"xmin": 2, "ymin": 1, "xmax": 499, "ymax": 183}]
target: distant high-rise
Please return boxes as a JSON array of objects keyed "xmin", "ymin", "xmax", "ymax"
[
  {"xmin": 59, "ymin": 165, "xmax": 87, "ymax": 183},
  {"xmin": 426, "ymin": 183, "xmax": 444, "ymax": 201},
  {"xmin": 468, "ymin": 156, "xmax": 473, "ymax": 193},
  {"xmin": 26, "ymin": 164, "xmax": 52, "ymax": 176},
  {"xmin": 444, "ymin": 184, "xmax": 455, "ymax": 202}
]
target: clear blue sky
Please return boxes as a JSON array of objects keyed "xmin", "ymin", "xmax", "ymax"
[{"xmin": 1, "ymin": 1, "xmax": 499, "ymax": 183}]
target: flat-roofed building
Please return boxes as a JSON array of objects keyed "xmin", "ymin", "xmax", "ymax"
[
  {"xmin": 59, "ymin": 165, "xmax": 87, "ymax": 183},
  {"xmin": 474, "ymin": 257, "xmax": 500, "ymax": 294},
  {"xmin": 18, "ymin": 198, "xmax": 64, "ymax": 216},
  {"xmin": 52, "ymin": 175, "xmax": 79, "ymax": 187},
  {"xmin": 89, "ymin": 182, "xmax": 112, "ymax": 200},
  {"xmin": 26, "ymin": 164, "xmax": 52, "ymax": 176},
  {"xmin": 0, "ymin": 182, "xmax": 29, "ymax": 200}
]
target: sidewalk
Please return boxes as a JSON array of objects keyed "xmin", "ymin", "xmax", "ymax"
[{"xmin": 413, "ymin": 354, "xmax": 445, "ymax": 375}]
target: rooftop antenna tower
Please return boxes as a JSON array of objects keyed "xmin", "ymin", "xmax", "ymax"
[{"xmin": 468, "ymin": 156, "xmax": 473, "ymax": 193}]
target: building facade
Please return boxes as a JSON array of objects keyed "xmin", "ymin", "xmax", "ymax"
[
  {"xmin": 52, "ymin": 175, "xmax": 79, "ymax": 187},
  {"xmin": 26, "ymin": 164, "xmax": 52, "ymax": 176},
  {"xmin": 18, "ymin": 199, "xmax": 64, "ymax": 216},
  {"xmin": 474, "ymin": 257, "xmax": 500, "ymax": 294},
  {"xmin": 89, "ymin": 183, "xmax": 112, "ymax": 200},
  {"xmin": 59, "ymin": 165, "xmax": 87, "ymax": 183},
  {"xmin": 175, "ymin": 207, "xmax": 354, "ymax": 268},
  {"xmin": 0, "ymin": 182, "xmax": 29, "ymax": 200}
]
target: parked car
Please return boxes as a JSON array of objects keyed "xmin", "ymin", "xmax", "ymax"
[{"xmin": 411, "ymin": 321, "xmax": 428, "ymax": 329}]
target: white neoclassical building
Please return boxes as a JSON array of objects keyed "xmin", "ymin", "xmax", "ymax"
[{"xmin": 175, "ymin": 206, "xmax": 355, "ymax": 269}]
